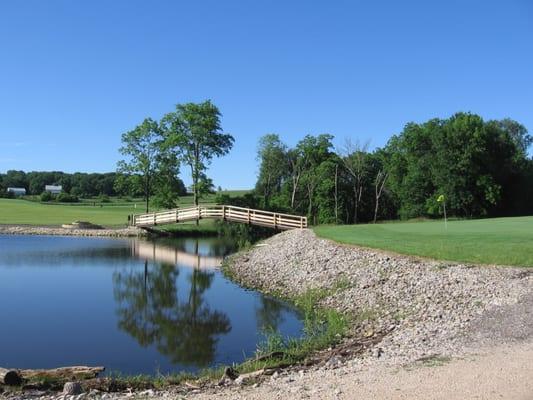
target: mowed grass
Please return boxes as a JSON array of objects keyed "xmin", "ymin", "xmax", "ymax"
[
  {"xmin": 0, "ymin": 198, "xmax": 135, "ymax": 226},
  {"xmin": 0, "ymin": 190, "xmax": 250, "ymax": 227},
  {"xmin": 314, "ymin": 216, "xmax": 533, "ymax": 267}
]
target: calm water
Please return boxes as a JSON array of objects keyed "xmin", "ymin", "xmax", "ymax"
[{"xmin": 0, "ymin": 235, "xmax": 302, "ymax": 375}]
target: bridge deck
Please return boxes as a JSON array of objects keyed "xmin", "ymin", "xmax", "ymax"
[{"xmin": 132, "ymin": 205, "xmax": 307, "ymax": 230}]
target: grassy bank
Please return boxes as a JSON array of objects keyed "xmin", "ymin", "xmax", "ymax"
[
  {"xmin": 314, "ymin": 216, "xmax": 533, "ymax": 267},
  {"xmin": 0, "ymin": 191, "xmax": 249, "ymax": 227},
  {"xmin": 154, "ymin": 219, "xmax": 220, "ymax": 236}
]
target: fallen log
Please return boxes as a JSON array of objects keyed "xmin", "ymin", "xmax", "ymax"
[
  {"xmin": 0, "ymin": 368, "xmax": 22, "ymax": 386},
  {"xmin": 19, "ymin": 366, "xmax": 105, "ymax": 381}
]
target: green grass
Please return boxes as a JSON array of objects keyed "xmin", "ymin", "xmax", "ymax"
[
  {"xmin": 0, "ymin": 190, "xmax": 250, "ymax": 227},
  {"xmin": 0, "ymin": 198, "xmax": 135, "ymax": 227},
  {"xmin": 314, "ymin": 216, "xmax": 533, "ymax": 267},
  {"xmin": 156, "ymin": 219, "xmax": 219, "ymax": 235}
]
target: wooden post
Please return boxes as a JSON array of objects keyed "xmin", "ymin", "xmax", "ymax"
[
  {"xmin": 175, "ymin": 208, "xmax": 179, "ymax": 223},
  {"xmin": 153, "ymin": 213, "xmax": 156, "ymax": 226},
  {"xmin": 247, "ymin": 209, "xmax": 251, "ymax": 224},
  {"xmin": 222, "ymin": 205, "xmax": 226, "ymax": 220},
  {"xmin": 300, "ymin": 217, "xmax": 303, "ymax": 229},
  {"xmin": 273, "ymin": 213, "xmax": 277, "ymax": 229}
]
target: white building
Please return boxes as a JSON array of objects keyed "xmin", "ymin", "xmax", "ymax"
[
  {"xmin": 7, "ymin": 187, "xmax": 26, "ymax": 196},
  {"xmin": 45, "ymin": 185, "xmax": 62, "ymax": 194}
]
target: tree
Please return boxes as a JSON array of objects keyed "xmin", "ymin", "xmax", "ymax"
[
  {"xmin": 117, "ymin": 118, "xmax": 162, "ymax": 213},
  {"xmin": 255, "ymin": 134, "xmax": 287, "ymax": 209},
  {"xmin": 152, "ymin": 152, "xmax": 185, "ymax": 209},
  {"xmin": 384, "ymin": 113, "xmax": 532, "ymax": 219},
  {"xmin": 339, "ymin": 139, "xmax": 369, "ymax": 224},
  {"xmin": 161, "ymin": 101, "xmax": 234, "ymax": 215},
  {"xmin": 298, "ymin": 134, "xmax": 335, "ymax": 222}
]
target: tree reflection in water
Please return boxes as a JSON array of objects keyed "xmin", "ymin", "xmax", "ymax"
[
  {"xmin": 256, "ymin": 296, "xmax": 285, "ymax": 333},
  {"xmin": 113, "ymin": 247, "xmax": 231, "ymax": 367}
]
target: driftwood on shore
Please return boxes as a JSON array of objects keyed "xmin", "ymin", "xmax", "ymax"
[
  {"xmin": 0, "ymin": 366, "xmax": 105, "ymax": 386},
  {"xmin": 0, "ymin": 368, "xmax": 22, "ymax": 386}
]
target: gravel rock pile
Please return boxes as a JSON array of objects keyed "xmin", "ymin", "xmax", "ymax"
[{"xmin": 227, "ymin": 229, "xmax": 533, "ymax": 366}]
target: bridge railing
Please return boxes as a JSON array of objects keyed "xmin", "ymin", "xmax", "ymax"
[{"xmin": 132, "ymin": 205, "xmax": 307, "ymax": 230}]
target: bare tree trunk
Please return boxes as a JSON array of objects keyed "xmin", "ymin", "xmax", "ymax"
[
  {"xmin": 145, "ymin": 174, "xmax": 150, "ymax": 213},
  {"xmin": 353, "ymin": 184, "xmax": 358, "ymax": 224},
  {"xmin": 373, "ymin": 171, "xmax": 388, "ymax": 223},
  {"xmin": 307, "ymin": 184, "xmax": 313, "ymax": 223},
  {"xmin": 334, "ymin": 164, "xmax": 338, "ymax": 223},
  {"xmin": 290, "ymin": 173, "xmax": 300, "ymax": 210},
  {"xmin": 191, "ymin": 147, "xmax": 200, "ymax": 226}
]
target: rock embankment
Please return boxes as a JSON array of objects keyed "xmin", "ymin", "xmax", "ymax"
[
  {"xmin": 226, "ymin": 228, "xmax": 533, "ymax": 365},
  {"xmin": 0, "ymin": 225, "xmax": 143, "ymax": 237}
]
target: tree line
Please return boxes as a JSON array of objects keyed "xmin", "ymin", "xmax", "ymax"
[
  {"xmin": 3, "ymin": 106, "xmax": 531, "ymax": 225},
  {"xmin": 0, "ymin": 169, "xmax": 187, "ymax": 202},
  {"xmin": 253, "ymin": 112, "xmax": 533, "ymax": 224},
  {"xmin": 0, "ymin": 170, "xmax": 126, "ymax": 198}
]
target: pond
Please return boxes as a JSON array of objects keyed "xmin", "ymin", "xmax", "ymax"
[{"xmin": 0, "ymin": 235, "xmax": 303, "ymax": 375}]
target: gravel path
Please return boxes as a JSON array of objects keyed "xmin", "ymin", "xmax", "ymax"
[{"xmin": 192, "ymin": 340, "xmax": 533, "ymax": 400}]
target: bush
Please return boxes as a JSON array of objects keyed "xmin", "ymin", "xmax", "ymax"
[
  {"xmin": 40, "ymin": 191, "xmax": 53, "ymax": 202},
  {"xmin": 56, "ymin": 192, "xmax": 79, "ymax": 203},
  {"xmin": 2, "ymin": 190, "xmax": 15, "ymax": 199},
  {"xmin": 99, "ymin": 194, "xmax": 111, "ymax": 203}
]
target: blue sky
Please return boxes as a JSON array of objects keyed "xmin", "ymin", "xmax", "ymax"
[{"xmin": 1, "ymin": 0, "xmax": 532, "ymax": 189}]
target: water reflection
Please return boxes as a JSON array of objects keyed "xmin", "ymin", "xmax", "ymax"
[
  {"xmin": 131, "ymin": 241, "xmax": 224, "ymax": 269},
  {"xmin": 256, "ymin": 296, "xmax": 286, "ymax": 332},
  {"xmin": 0, "ymin": 235, "xmax": 303, "ymax": 374},
  {"xmin": 113, "ymin": 262, "xmax": 231, "ymax": 366}
]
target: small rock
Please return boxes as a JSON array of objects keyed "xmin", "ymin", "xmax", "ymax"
[{"xmin": 63, "ymin": 382, "xmax": 83, "ymax": 395}]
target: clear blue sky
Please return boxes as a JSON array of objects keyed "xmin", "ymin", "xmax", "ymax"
[{"xmin": 1, "ymin": 0, "xmax": 532, "ymax": 189}]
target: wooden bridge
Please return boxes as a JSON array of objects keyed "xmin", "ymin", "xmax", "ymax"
[{"xmin": 132, "ymin": 205, "xmax": 307, "ymax": 230}]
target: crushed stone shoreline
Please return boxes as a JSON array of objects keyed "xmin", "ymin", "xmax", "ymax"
[
  {"xmin": 225, "ymin": 229, "xmax": 533, "ymax": 365},
  {"xmin": 0, "ymin": 224, "xmax": 144, "ymax": 237}
]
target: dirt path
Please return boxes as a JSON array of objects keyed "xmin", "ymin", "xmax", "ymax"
[{"xmin": 193, "ymin": 341, "xmax": 533, "ymax": 399}]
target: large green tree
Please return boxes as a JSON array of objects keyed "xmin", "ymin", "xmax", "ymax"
[
  {"xmin": 117, "ymin": 118, "xmax": 162, "ymax": 213},
  {"xmin": 384, "ymin": 113, "xmax": 532, "ymax": 218},
  {"xmin": 161, "ymin": 101, "xmax": 234, "ymax": 212},
  {"xmin": 255, "ymin": 134, "xmax": 287, "ymax": 209}
]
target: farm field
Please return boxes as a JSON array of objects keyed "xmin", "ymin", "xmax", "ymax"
[
  {"xmin": 0, "ymin": 190, "xmax": 249, "ymax": 227},
  {"xmin": 314, "ymin": 216, "xmax": 533, "ymax": 267}
]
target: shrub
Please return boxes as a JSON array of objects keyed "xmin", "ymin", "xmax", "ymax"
[
  {"xmin": 57, "ymin": 192, "xmax": 79, "ymax": 203},
  {"xmin": 40, "ymin": 191, "xmax": 53, "ymax": 202}
]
